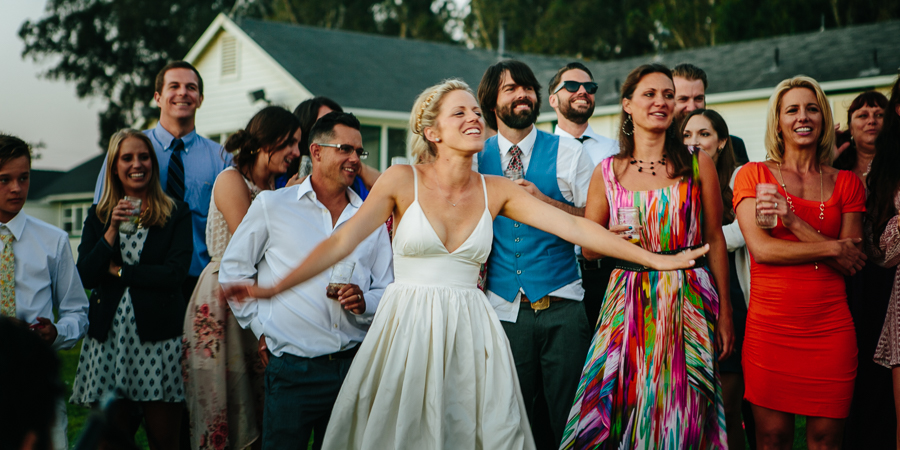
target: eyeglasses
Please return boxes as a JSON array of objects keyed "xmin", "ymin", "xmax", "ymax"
[
  {"xmin": 315, "ymin": 143, "xmax": 368, "ymax": 160},
  {"xmin": 553, "ymin": 81, "xmax": 599, "ymax": 95}
]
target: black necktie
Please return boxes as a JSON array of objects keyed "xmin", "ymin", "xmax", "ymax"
[
  {"xmin": 166, "ymin": 139, "xmax": 185, "ymax": 201},
  {"xmin": 576, "ymin": 135, "xmax": 590, "ymax": 143}
]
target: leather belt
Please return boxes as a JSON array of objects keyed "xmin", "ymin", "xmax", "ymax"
[
  {"xmin": 577, "ymin": 257, "xmax": 602, "ymax": 271},
  {"xmin": 311, "ymin": 345, "xmax": 359, "ymax": 362},
  {"xmin": 520, "ymin": 294, "xmax": 566, "ymax": 311},
  {"xmin": 607, "ymin": 245, "xmax": 708, "ymax": 272}
]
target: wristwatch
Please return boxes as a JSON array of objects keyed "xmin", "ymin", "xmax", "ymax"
[{"xmin": 116, "ymin": 267, "xmax": 123, "ymax": 278}]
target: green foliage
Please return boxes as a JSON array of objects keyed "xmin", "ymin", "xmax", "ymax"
[{"xmin": 18, "ymin": 0, "xmax": 244, "ymax": 151}]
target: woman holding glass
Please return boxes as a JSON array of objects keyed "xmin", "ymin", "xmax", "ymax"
[
  {"xmin": 682, "ymin": 108, "xmax": 752, "ymax": 449},
  {"xmin": 562, "ymin": 64, "xmax": 733, "ymax": 449},
  {"xmin": 182, "ymin": 106, "xmax": 301, "ymax": 450},
  {"xmin": 734, "ymin": 76, "xmax": 867, "ymax": 449},
  {"xmin": 70, "ymin": 129, "xmax": 192, "ymax": 449}
]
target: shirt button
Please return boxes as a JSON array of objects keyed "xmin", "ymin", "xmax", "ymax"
[
  {"xmin": 333, "ymin": 323, "xmax": 338, "ymax": 329},
  {"xmin": 516, "ymin": 270, "xmax": 522, "ymax": 275},
  {"xmin": 514, "ymin": 223, "xmax": 520, "ymax": 228},
  {"xmin": 515, "ymin": 237, "xmax": 520, "ymax": 243},
  {"xmin": 515, "ymin": 253, "xmax": 520, "ymax": 258}
]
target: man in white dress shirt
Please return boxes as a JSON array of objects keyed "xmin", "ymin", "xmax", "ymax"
[
  {"xmin": 549, "ymin": 62, "xmax": 620, "ymax": 329},
  {"xmin": 476, "ymin": 60, "xmax": 594, "ymax": 448},
  {"xmin": 0, "ymin": 134, "xmax": 89, "ymax": 450},
  {"xmin": 220, "ymin": 112, "xmax": 393, "ymax": 450}
]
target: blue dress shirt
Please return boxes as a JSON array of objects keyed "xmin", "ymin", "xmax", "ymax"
[{"xmin": 93, "ymin": 123, "xmax": 232, "ymax": 276}]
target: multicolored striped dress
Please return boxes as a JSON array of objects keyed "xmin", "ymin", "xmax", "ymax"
[{"xmin": 560, "ymin": 155, "xmax": 727, "ymax": 449}]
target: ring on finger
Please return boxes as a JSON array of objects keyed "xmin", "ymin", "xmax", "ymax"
[{"xmin": 774, "ymin": 202, "xmax": 778, "ymax": 209}]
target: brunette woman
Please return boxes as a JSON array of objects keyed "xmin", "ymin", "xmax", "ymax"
[
  {"xmin": 682, "ymin": 108, "xmax": 754, "ymax": 450},
  {"xmin": 182, "ymin": 106, "xmax": 301, "ymax": 449},
  {"xmin": 834, "ymin": 91, "xmax": 895, "ymax": 448},
  {"xmin": 70, "ymin": 129, "xmax": 192, "ymax": 450},
  {"xmin": 562, "ymin": 65, "xmax": 734, "ymax": 449},
  {"xmin": 735, "ymin": 76, "xmax": 867, "ymax": 449},
  {"xmin": 872, "ymin": 76, "xmax": 900, "ymax": 449}
]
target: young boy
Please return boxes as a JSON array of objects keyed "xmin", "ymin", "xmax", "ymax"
[{"xmin": 0, "ymin": 134, "xmax": 89, "ymax": 449}]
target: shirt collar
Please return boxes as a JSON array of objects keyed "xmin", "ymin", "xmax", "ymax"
[
  {"xmin": 153, "ymin": 122, "xmax": 199, "ymax": 153},
  {"xmin": 497, "ymin": 125, "xmax": 537, "ymax": 157},
  {"xmin": 1, "ymin": 212, "xmax": 27, "ymax": 240},
  {"xmin": 554, "ymin": 124, "xmax": 600, "ymax": 142},
  {"xmin": 295, "ymin": 175, "xmax": 363, "ymax": 208}
]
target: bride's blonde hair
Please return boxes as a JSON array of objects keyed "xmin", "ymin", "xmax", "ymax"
[{"xmin": 409, "ymin": 79, "xmax": 473, "ymax": 164}]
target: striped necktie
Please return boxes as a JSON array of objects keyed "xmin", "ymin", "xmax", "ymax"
[
  {"xmin": 166, "ymin": 138, "xmax": 186, "ymax": 201},
  {"xmin": 0, "ymin": 234, "xmax": 15, "ymax": 317}
]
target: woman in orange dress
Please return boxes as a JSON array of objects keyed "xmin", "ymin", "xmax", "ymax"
[{"xmin": 733, "ymin": 76, "xmax": 867, "ymax": 449}]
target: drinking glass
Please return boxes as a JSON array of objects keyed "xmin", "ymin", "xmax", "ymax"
[
  {"xmin": 119, "ymin": 196, "xmax": 142, "ymax": 235},
  {"xmin": 617, "ymin": 207, "xmax": 641, "ymax": 244},
  {"xmin": 326, "ymin": 261, "xmax": 356, "ymax": 300},
  {"xmin": 756, "ymin": 183, "xmax": 778, "ymax": 229}
]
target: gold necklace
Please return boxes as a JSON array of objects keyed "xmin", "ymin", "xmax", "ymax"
[{"xmin": 776, "ymin": 163, "xmax": 824, "ymax": 270}]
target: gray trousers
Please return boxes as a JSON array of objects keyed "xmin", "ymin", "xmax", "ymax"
[{"xmin": 501, "ymin": 299, "xmax": 591, "ymax": 447}]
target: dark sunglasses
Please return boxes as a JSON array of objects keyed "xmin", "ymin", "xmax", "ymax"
[
  {"xmin": 553, "ymin": 81, "xmax": 599, "ymax": 95},
  {"xmin": 315, "ymin": 143, "xmax": 369, "ymax": 160}
]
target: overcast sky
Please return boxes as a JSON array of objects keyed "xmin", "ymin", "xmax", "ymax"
[{"xmin": 0, "ymin": 0, "xmax": 104, "ymax": 171}]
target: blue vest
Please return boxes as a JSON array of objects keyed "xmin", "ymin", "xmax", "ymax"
[{"xmin": 478, "ymin": 131, "xmax": 580, "ymax": 302}]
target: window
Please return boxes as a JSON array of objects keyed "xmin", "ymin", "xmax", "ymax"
[
  {"xmin": 61, "ymin": 203, "xmax": 92, "ymax": 237},
  {"xmin": 387, "ymin": 128, "xmax": 408, "ymax": 165},
  {"xmin": 360, "ymin": 125, "xmax": 381, "ymax": 170}
]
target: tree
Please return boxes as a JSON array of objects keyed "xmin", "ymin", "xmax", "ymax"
[{"xmin": 19, "ymin": 0, "xmax": 247, "ymax": 150}]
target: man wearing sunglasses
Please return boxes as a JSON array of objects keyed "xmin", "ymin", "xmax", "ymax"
[
  {"xmin": 548, "ymin": 62, "xmax": 620, "ymax": 332},
  {"xmin": 549, "ymin": 62, "xmax": 618, "ymax": 166},
  {"xmin": 222, "ymin": 111, "xmax": 393, "ymax": 449}
]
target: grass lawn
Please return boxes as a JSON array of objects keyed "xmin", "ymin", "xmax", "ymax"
[{"xmin": 59, "ymin": 340, "xmax": 808, "ymax": 450}]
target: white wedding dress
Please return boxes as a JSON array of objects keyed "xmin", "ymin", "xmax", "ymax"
[{"xmin": 321, "ymin": 168, "xmax": 535, "ymax": 449}]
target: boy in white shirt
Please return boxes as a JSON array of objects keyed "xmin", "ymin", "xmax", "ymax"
[{"xmin": 0, "ymin": 134, "xmax": 89, "ymax": 449}]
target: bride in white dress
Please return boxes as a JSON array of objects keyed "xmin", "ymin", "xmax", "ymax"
[{"xmin": 223, "ymin": 79, "xmax": 707, "ymax": 449}]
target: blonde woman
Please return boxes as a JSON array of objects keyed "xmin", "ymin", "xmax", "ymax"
[
  {"xmin": 223, "ymin": 79, "xmax": 706, "ymax": 449},
  {"xmin": 71, "ymin": 129, "xmax": 192, "ymax": 449},
  {"xmin": 734, "ymin": 77, "xmax": 867, "ymax": 449}
]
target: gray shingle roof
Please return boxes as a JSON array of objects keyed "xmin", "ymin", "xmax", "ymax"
[
  {"xmin": 31, "ymin": 154, "xmax": 104, "ymax": 200},
  {"xmin": 236, "ymin": 18, "xmax": 900, "ymax": 111}
]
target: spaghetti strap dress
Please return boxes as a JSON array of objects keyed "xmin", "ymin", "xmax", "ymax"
[
  {"xmin": 320, "ymin": 167, "xmax": 535, "ymax": 449},
  {"xmin": 561, "ymin": 155, "xmax": 727, "ymax": 449}
]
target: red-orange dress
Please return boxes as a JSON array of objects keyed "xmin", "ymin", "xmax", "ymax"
[{"xmin": 733, "ymin": 162, "xmax": 865, "ymax": 418}]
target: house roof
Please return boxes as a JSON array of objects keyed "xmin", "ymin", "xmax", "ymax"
[
  {"xmin": 32, "ymin": 154, "xmax": 104, "ymax": 200},
  {"xmin": 233, "ymin": 17, "xmax": 900, "ymax": 112},
  {"xmin": 28, "ymin": 168, "xmax": 64, "ymax": 200}
]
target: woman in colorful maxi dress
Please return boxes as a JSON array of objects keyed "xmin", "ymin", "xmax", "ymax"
[{"xmin": 562, "ymin": 64, "xmax": 734, "ymax": 449}]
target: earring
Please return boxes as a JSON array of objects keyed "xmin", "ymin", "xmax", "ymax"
[
  {"xmin": 435, "ymin": 138, "xmax": 442, "ymax": 142},
  {"xmin": 622, "ymin": 114, "xmax": 633, "ymax": 136}
]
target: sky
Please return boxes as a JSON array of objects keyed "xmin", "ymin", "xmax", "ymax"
[{"xmin": 0, "ymin": 0, "xmax": 104, "ymax": 171}]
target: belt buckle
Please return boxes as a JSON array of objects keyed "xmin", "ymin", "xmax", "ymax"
[{"xmin": 531, "ymin": 296, "xmax": 550, "ymax": 311}]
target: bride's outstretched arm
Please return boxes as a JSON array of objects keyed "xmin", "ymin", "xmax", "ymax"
[
  {"xmin": 489, "ymin": 175, "xmax": 707, "ymax": 271},
  {"xmin": 226, "ymin": 168, "xmax": 403, "ymax": 302}
]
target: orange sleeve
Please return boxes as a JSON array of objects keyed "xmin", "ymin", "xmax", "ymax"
[
  {"xmin": 733, "ymin": 162, "xmax": 762, "ymax": 211},
  {"xmin": 839, "ymin": 170, "xmax": 866, "ymax": 213}
]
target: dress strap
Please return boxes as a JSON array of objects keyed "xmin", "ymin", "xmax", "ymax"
[
  {"xmin": 411, "ymin": 165, "xmax": 419, "ymax": 201},
  {"xmin": 479, "ymin": 174, "xmax": 488, "ymax": 208}
]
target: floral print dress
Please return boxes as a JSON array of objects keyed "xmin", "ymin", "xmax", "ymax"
[{"xmin": 182, "ymin": 167, "xmax": 264, "ymax": 450}]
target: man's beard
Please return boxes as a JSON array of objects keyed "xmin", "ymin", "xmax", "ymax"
[
  {"xmin": 560, "ymin": 96, "xmax": 594, "ymax": 125},
  {"xmin": 497, "ymin": 99, "xmax": 540, "ymax": 129}
]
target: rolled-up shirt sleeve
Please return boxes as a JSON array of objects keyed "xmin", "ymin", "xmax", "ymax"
[
  {"xmin": 221, "ymin": 196, "xmax": 270, "ymax": 338},
  {"xmin": 51, "ymin": 236, "xmax": 89, "ymax": 351}
]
